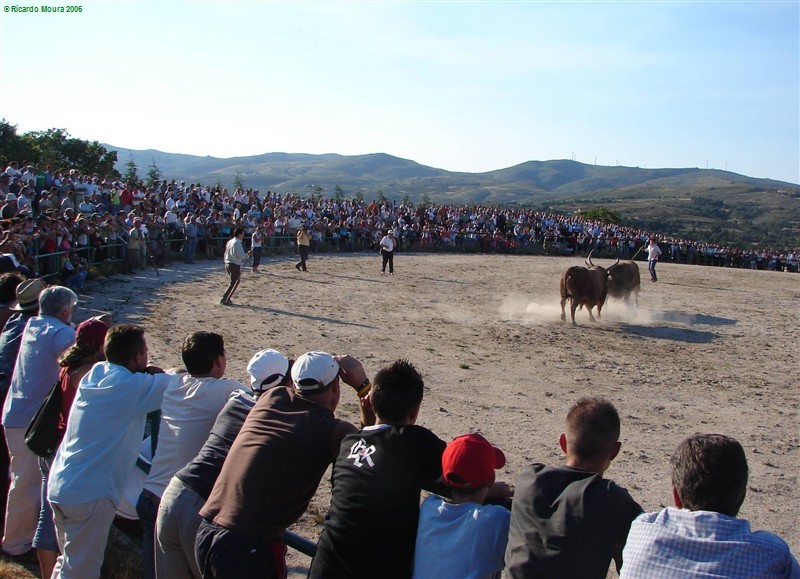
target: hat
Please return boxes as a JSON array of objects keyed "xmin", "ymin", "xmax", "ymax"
[
  {"xmin": 11, "ymin": 278, "xmax": 46, "ymax": 312},
  {"xmin": 291, "ymin": 351, "xmax": 339, "ymax": 392},
  {"xmin": 246, "ymin": 348, "xmax": 289, "ymax": 392},
  {"xmin": 74, "ymin": 319, "xmax": 108, "ymax": 350},
  {"xmin": 4, "ymin": 193, "xmax": 17, "ymax": 202},
  {"xmin": 442, "ymin": 433, "xmax": 506, "ymax": 489}
]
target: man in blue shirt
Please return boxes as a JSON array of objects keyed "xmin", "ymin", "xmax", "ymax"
[
  {"xmin": 1, "ymin": 285, "xmax": 77, "ymax": 558},
  {"xmin": 48, "ymin": 324, "xmax": 175, "ymax": 579}
]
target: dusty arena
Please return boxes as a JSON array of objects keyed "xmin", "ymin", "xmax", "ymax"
[{"xmin": 79, "ymin": 252, "xmax": 799, "ymax": 576}]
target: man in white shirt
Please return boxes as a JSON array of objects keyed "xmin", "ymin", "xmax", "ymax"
[
  {"xmin": 221, "ymin": 228, "xmax": 250, "ymax": 306},
  {"xmin": 136, "ymin": 331, "xmax": 246, "ymax": 579},
  {"xmin": 647, "ymin": 237, "xmax": 662, "ymax": 282},
  {"xmin": 380, "ymin": 230, "xmax": 396, "ymax": 275}
]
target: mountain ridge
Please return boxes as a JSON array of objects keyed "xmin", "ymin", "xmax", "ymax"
[{"xmin": 108, "ymin": 147, "xmax": 800, "ymax": 249}]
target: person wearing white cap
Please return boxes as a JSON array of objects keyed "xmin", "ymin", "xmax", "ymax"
[
  {"xmin": 196, "ymin": 351, "xmax": 375, "ymax": 579},
  {"xmin": 379, "ymin": 229, "xmax": 396, "ymax": 274},
  {"xmin": 154, "ymin": 348, "xmax": 291, "ymax": 579},
  {"xmin": 136, "ymin": 332, "xmax": 247, "ymax": 579}
]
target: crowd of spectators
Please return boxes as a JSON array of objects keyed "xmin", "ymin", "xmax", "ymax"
[{"xmin": 0, "ymin": 160, "xmax": 797, "ymax": 288}]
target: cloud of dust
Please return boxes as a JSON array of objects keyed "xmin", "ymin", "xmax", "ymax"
[
  {"xmin": 499, "ymin": 295, "xmax": 564, "ymax": 324},
  {"xmin": 499, "ymin": 294, "xmax": 671, "ymax": 326}
]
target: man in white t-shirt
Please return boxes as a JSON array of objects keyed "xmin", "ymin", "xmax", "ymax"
[
  {"xmin": 647, "ymin": 237, "xmax": 662, "ymax": 282},
  {"xmin": 136, "ymin": 331, "xmax": 247, "ymax": 579},
  {"xmin": 380, "ymin": 230, "xmax": 396, "ymax": 275}
]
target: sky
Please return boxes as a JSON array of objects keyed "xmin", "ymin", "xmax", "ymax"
[{"xmin": 1, "ymin": 1, "xmax": 798, "ymax": 184}]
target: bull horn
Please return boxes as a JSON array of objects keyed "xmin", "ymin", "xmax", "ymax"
[
  {"xmin": 613, "ymin": 258, "xmax": 620, "ymax": 266},
  {"xmin": 586, "ymin": 249, "xmax": 595, "ymax": 267}
]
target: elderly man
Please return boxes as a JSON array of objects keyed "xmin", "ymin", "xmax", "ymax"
[
  {"xmin": 1, "ymin": 286, "xmax": 78, "ymax": 559},
  {"xmin": 48, "ymin": 324, "xmax": 175, "ymax": 579}
]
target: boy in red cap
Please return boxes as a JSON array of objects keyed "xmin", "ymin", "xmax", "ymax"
[{"xmin": 412, "ymin": 433, "xmax": 511, "ymax": 579}]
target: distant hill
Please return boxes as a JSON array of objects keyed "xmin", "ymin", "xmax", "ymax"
[{"xmin": 109, "ymin": 147, "xmax": 800, "ymax": 249}]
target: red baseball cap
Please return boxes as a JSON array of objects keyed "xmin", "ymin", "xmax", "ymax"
[
  {"xmin": 442, "ymin": 433, "xmax": 506, "ymax": 489},
  {"xmin": 75, "ymin": 319, "xmax": 108, "ymax": 350}
]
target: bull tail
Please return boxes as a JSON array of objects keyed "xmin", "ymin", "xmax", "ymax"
[{"xmin": 561, "ymin": 275, "xmax": 572, "ymax": 299}]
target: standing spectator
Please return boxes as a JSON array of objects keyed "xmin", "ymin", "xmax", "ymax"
[
  {"xmin": 295, "ymin": 224, "xmax": 310, "ymax": 272},
  {"xmin": 505, "ymin": 397, "xmax": 642, "ymax": 578},
  {"xmin": 621, "ymin": 434, "xmax": 800, "ymax": 578},
  {"xmin": 127, "ymin": 218, "xmax": 144, "ymax": 273},
  {"xmin": 380, "ymin": 229, "xmax": 396, "ymax": 275},
  {"xmin": 155, "ymin": 348, "xmax": 291, "ymax": 579},
  {"xmin": 648, "ymin": 237, "xmax": 662, "ymax": 282},
  {"xmin": 183, "ymin": 214, "xmax": 198, "ymax": 264},
  {"xmin": 250, "ymin": 226, "xmax": 265, "ymax": 273},
  {"xmin": 308, "ymin": 359, "xmax": 447, "ymax": 579},
  {"xmin": 136, "ymin": 332, "xmax": 247, "ymax": 579},
  {"xmin": 195, "ymin": 351, "xmax": 374, "ymax": 579},
  {"xmin": 220, "ymin": 228, "xmax": 250, "ymax": 306},
  {"xmin": 413, "ymin": 433, "xmax": 511, "ymax": 579},
  {"xmin": 1, "ymin": 286, "xmax": 78, "ymax": 560},
  {"xmin": 33, "ymin": 319, "xmax": 108, "ymax": 579},
  {"xmin": 0, "ymin": 278, "xmax": 45, "ymax": 545},
  {"xmin": 48, "ymin": 324, "xmax": 175, "ymax": 579}
]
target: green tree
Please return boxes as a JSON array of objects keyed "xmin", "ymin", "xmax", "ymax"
[
  {"xmin": 233, "ymin": 168, "xmax": 245, "ymax": 189},
  {"xmin": 577, "ymin": 207, "xmax": 621, "ymax": 224},
  {"xmin": 355, "ymin": 190, "xmax": 364, "ymax": 202},
  {"xmin": 123, "ymin": 152, "xmax": 139, "ymax": 184},
  {"xmin": 21, "ymin": 127, "xmax": 118, "ymax": 177},
  {"xmin": 377, "ymin": 189, "xmax": 387, "ymax": 203},
  {"xmin": 334, "ymin": 184, "xmax": 344, "ymax": 202},
  {"xmin": 147, "ymin": 158, "xmax": 162, "ymax": 187},
  {"xmin": 422, "ymin": 192, "xmax": 432, "ymax": 206},
  {"xmin": 0, "ymin": 119, "xmax": 35, "ymax": 164}
]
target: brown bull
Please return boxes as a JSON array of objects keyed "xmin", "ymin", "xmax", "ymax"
[
  {"xmin": 605, "ymin": 258, "xmax": 641, "ymax": 306},
  {"xmin": 560, "ymin": 264, "xmax": 608, "ymax": 325}
]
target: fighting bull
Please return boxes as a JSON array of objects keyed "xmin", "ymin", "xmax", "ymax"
[
  {"xmin": 559, "ymin": 261, "xmax": 608, "ymax": 325},
  {"xmin": 605, "ymin": 258, "xmax": 641, "ymax": 306}
]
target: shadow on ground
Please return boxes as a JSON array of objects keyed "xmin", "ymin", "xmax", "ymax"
[
  {"xmin": 654, "ymin": 311, "xmax": 737, "ymax": 326},
  {"xmin": 621, "ymin": 324, "xmax": 718, "ymax": 343}
]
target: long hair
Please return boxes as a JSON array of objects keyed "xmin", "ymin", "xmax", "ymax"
[{"xmin": 59, "ymin": 341, "xmax": 102, "ymax": 369}]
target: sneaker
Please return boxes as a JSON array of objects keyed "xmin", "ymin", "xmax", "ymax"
[
  {"xmin": 219, "ymin": 299, "xmax": 228, "ymax": 305},
  {"xmin": 295, "ymin": 264, "xmax": 302, "ymax": 271}
]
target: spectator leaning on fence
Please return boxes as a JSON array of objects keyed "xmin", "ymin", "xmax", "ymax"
[{"xmin": 1, "ymin": 286, "xmax": 78, "ymax": 560}]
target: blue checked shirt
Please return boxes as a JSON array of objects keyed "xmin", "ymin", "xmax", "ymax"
[{"xmin": 620, "ymin": 507, "xmax": 799, "ymax": 578}]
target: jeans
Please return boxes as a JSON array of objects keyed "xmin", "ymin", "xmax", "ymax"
[
  {"xmin": 136, "ymin": 488, "xmax": 161, "ymax": 579},
  {"xmin": 185, "ymin": 237, "xmax": 197, "ymax": 262},
  {"xmin": 32, "ymin": 454, "xmax": 58, "ymax": 551},
  {"xmin": 195, "ymin": 519, "xmax": 285, "ymax": 579},
  {"xmin": 648, "ymin": 259, "xmax": 658, "ymax": 281}
]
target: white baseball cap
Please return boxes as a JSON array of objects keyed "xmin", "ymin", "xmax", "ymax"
[
  {"xmin": 246, "ymin": 349, "xmax": 289, "ymax": 392},
  {"xmin": 291, "ymin": 351, "xmax": 339, "ymax": 392}
]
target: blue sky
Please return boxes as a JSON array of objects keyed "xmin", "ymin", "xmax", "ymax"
[{"xmin": 1, "ymin": 1, "xmax": 798, "ymax": 184}]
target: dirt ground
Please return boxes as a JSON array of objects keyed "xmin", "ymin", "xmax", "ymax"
[{"xmin": 75, "ymin": 251, "xmax": 799, "ymax": 576}]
